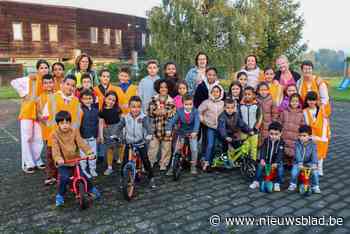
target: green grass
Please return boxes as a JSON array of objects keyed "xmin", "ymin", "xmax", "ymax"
[
  {"xmin": 325, "ymin": 77, "xmax": 350, "ymax": 102},
  {"xmin": 0, "ymin": 86, "xmax": 19, "ymax": 99},
  {"xmin": 1, "ymin": 77, "xmax": 349, "ymax": 102}
]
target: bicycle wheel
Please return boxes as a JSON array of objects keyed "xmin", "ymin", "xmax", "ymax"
[
  {"xmin": 77, "ymin": 180, "xmax": 89, "ymax": 210},
  {"xmin": 241, "ymin": 157, "xmax": 256, "ymax": 179},
  {"xmin": 173, "ymin": 153, "xmax": 182, "ymax": 181},
  {"xmin": 122, "ymin": 163, "xmax": 136, "ymax": 201}
]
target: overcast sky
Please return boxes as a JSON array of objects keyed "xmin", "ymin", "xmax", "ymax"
[{"xmin": 17, "ymin": 0, "xmax": 350, "ymax": 52}]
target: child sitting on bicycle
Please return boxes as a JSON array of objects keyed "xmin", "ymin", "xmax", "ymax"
[
  {"xmin": 218, "ymin": 98, "xmax": 254, "ymax": 151},
  {"xmin": 52, "ymin": 111, "xmax": 101, "ymax": 207},
  {"xmin": 288, "ymin": 125, "xmax": 320, "ymax": 194},
  {"xmin": 112, "ymin": 96, "xmax": 156, "ymax": 188},
  {"xmin": 166, "ymin": 94, "xmax": 200, "ymax": 175},
  {"xmin": 249, "ymin": 121, "xmax": 285, "ymax": 192}
]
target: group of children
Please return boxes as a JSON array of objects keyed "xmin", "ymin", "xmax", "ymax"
[{"xmin": 11, "ymin": 55, "xmax": 331, "ymax": 207}]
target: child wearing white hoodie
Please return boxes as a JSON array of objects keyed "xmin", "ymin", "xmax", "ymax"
[{"xmin": 198, "ymin": 84, "xmax": 225, "ymax": 171}]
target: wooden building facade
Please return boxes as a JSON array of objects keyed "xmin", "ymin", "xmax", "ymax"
[{"xmin": 0, "ymin": 1, "xmax": 148, "ymax": 63}]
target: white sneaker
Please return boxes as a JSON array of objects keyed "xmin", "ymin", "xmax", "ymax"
[
  {"xmin": 90, "ymin": 170, "xmax": 98, "ymax": 177},
  {"xmin": 274, "ymin": 183, "xmax": 281, "ymax": 192},
  {"xmin": 312, "ymin": 186, "xmax": 321, "ymax": 194},
  {"xmin": 249, "ymin": 181, "xmax": 259, "ymax": 189},
  {"xmin": 288, "ymin": 183, "xmax": 297, "ymax": 191},
  {"xmin": 166, "ymin": 168, "xmax": 174, "ymax": 176},
  {"xmin": 104, "ymin": 168, "xmax": 114, "ymax": 176}
]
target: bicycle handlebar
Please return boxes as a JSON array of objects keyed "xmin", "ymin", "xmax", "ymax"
[{"xmin": 64, "ymin": 156, "xmax": 95, "ymax": 164}]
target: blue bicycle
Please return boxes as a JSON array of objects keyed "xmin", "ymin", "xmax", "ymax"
[{"xmin": 122, "ymin": 142, "xmax": 145, "ymax": 201}]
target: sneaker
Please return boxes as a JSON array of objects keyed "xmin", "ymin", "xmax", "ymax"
[
  {"xmin": 23, "ymin": 167, "xmax": 35, "ymax": 174},
  {"xmin": 274, "ymin": 183, "xmax": 281, "ymax": 192},
  {"xmin": 149, "ymin": 178, "xmax": 156, "ymax": 188},
  {"xmin": 55, "ymin": 194, "xmax": 64, "ymax": 207},
  {"xmin": 191, "ymin": 165, "xmax": 198, "ymax": 175},
  {"xmin": 104, "ymin": 168, "xmax": 114, "ymax": 176},
  {"xmin": 288, "ymin": 183, "xmax": 297, "ymax": 191},
  {"xmin": 319, "ymin": 169, "xmax": 324, "ymax": 177},
  {"xmin": 249, "ymin": 181, "xmax": 259, "ymax": 189},
  {"xmin": 44, "ymin": 177, "xmax": 56, "ymax": 185},
  {"xmin": 37, "ymin": 164, "xmax": 46, "ymax": 170},
  {"xmin": 202, "ymin": 161, "xmax": 209, "ymax": 171},
  {"xmin": 312, "ymin": 186, "xmax": 321, "ymax": 194},
  {"xmin": 166, "ymin": 168, "xmax": 174, "ymax": 176},
  {"xmin": 159, "ymin": 166, "xmax": 167, "ymax": 171},
  {"xmin": 90, "ymin": 187, "xmax": 101, "ymax": 200},
  {"xmin": 90, "ymin": 170, "xmax": 98, "ymax": 177}
]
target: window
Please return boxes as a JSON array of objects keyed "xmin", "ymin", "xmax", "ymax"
[
  {"xmin": 12, "ymin": 22, "xmax": 23, "ymax": 41},
  {"xmin": 31, "ymin": 24, "xmax": 41, "ymax": 41},
  {"xmin": 115, "ymin": 29, "xmax": 122, "ymax": 45},
  {"xmin": 90, "ymin": 27, "xmax": 98, "ymax": 43},
  {"xmin": 48, "ymin": 24, "xmax": 58, "ymax": 42},
  {"xmin": 141, "ymin": 33, "xmax": 146, "ymax": 48},
  {"xmin": 103, "ymin": 28, "xmax": 110, "ymax": 45}
]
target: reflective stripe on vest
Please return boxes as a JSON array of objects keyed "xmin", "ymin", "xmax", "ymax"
[
  {"xmin": 47, "ymin": 94, "xmax": 57, "ymax": 127},
  {"xmin": 28, "ymin": 78, "xmax": 39, "ymax": 101},
  {"xmin": 72, "ymin": 106, "xmax": 81, "ymax": 129}
]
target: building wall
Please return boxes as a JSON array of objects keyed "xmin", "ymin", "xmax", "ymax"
[
  {"xmin": 0, "ymin": 1, "xmax": 148, "ymax": 61},
  {"xmin": 0, "ymin": 1, "xmax": 76, "ymax": 60}
]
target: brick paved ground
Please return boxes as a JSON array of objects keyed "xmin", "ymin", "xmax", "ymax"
[{"xmin": 0, "ymin": 100, "xmax": 349, "ymax": 234}]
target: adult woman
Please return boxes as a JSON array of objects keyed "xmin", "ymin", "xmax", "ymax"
[
  {"xmin": 185, "ymin": 52, "xmax": 209, "ymax": 95},
  {"xmin": 68, "ymin": 53, "xmax": 98, "ymax": 88},
  {"xmin": 11, "ymin": 59, "xmax": 49, "ymax": 173},
  {"xmin": 297, "ymin": 60, "xmax": 330, "ymax": 112},
  {"xmin": 274, "ymin": 55, "xmax": 301, "ymax": 89},
  {"xmin": 297, "ymin": 60, "xmax": 331, "ymax": 176},
  {"xmin": 239, "ymin": 54, "xmax": 264, "ymax": 89}
]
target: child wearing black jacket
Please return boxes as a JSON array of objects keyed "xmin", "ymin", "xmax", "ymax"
[
  {"xmin": 79, "ymin": 89, "xmax": 99, "ymax": 177},
  {"xmin": 218, "ymin": 98, "xmax": 253, "ymax": 150},
  {"xmin": 249, "ymin": 121, "xmax": 285, "ymax": 192}
]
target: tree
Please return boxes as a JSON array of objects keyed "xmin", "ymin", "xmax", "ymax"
[
  {"xmin": 305, "ymin": 49, "xmax": 345, "ymax": 76},
  {"xmin": 236, "ymin": 0, "xmax": 306, "ymax": 68},
  {"xmin": 147, "ymin": 0, "xmax": 249, "ymax": 78},
  {"xmin": 147, "ymin": 0, "xmax": 305, "ymax": 77}
]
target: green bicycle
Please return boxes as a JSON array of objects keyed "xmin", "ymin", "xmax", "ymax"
[{"xmin": 212, "ymin": 136, "xmax": 257, "ymax": 179}]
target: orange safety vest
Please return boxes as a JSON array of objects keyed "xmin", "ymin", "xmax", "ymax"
[
  {"xmin": 18, "ymin": 74, "xmax": 44, "ymax": 120},
  {"xmin": 269, "ymin": 82, "xmax": 283, "ymax": 106},
  {"xmin": 93, "ymin": 84, "xmax": 117, "ymax": 111},
  {"xmin": 303, "ymin": 107, "xmax": 331, "ymax": 160},
  {"xmin": 258, "ymin": 77, "xmax": 283, "ymax": 106},
  {"xmin": 54, "ymin": 76, "xmax": 64, "ymax": 92},
  {"xmin": 114, "ymin": 84, "xmax": 138, "ymax": 115},
  {"xmin": 298, "ymin": 76, "xmax": 331, "ymax": 116},
  {"xmin": 37, "ymin": 92, "xmax": 54, "ymax": 141},
  {"xmin": 46, "ymin": 92, "xmax": 82, "ymax": 146}
]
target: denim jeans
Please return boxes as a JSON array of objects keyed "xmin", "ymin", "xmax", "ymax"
[
  {"xmin": 202, "ymin": 127, "xmax": 217, "ymax": 164},
  {"xmin": 57, "ymin": 166, "xmax": 92, "ymax": 196},
  {"xmin": 255, "ymin": 163, "xmax": 284, "ymax": 184},
  {"xmin": 290, "ymin": 164, "xmax": 319, "ymax": 187}
]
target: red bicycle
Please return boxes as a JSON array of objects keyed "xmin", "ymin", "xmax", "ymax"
[
  {"xmin": 172, "ymin": 134, "xmax": 192, "ymax": 181},
  {"xmin": 58, "ymin": 157, "xmax": 94, "ymax": 210}
]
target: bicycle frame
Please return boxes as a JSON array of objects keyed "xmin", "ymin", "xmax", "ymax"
[
  {"xmin": 174, "ymin": 134, "xmax": 191, "ymax": 161},
  {"xmin": 299, "ymin": 166, "xmax": 312, "ymax": 188},
  {"xmin": 62, "ymin": 157, "xmax": 92, "ymax": 196}
]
